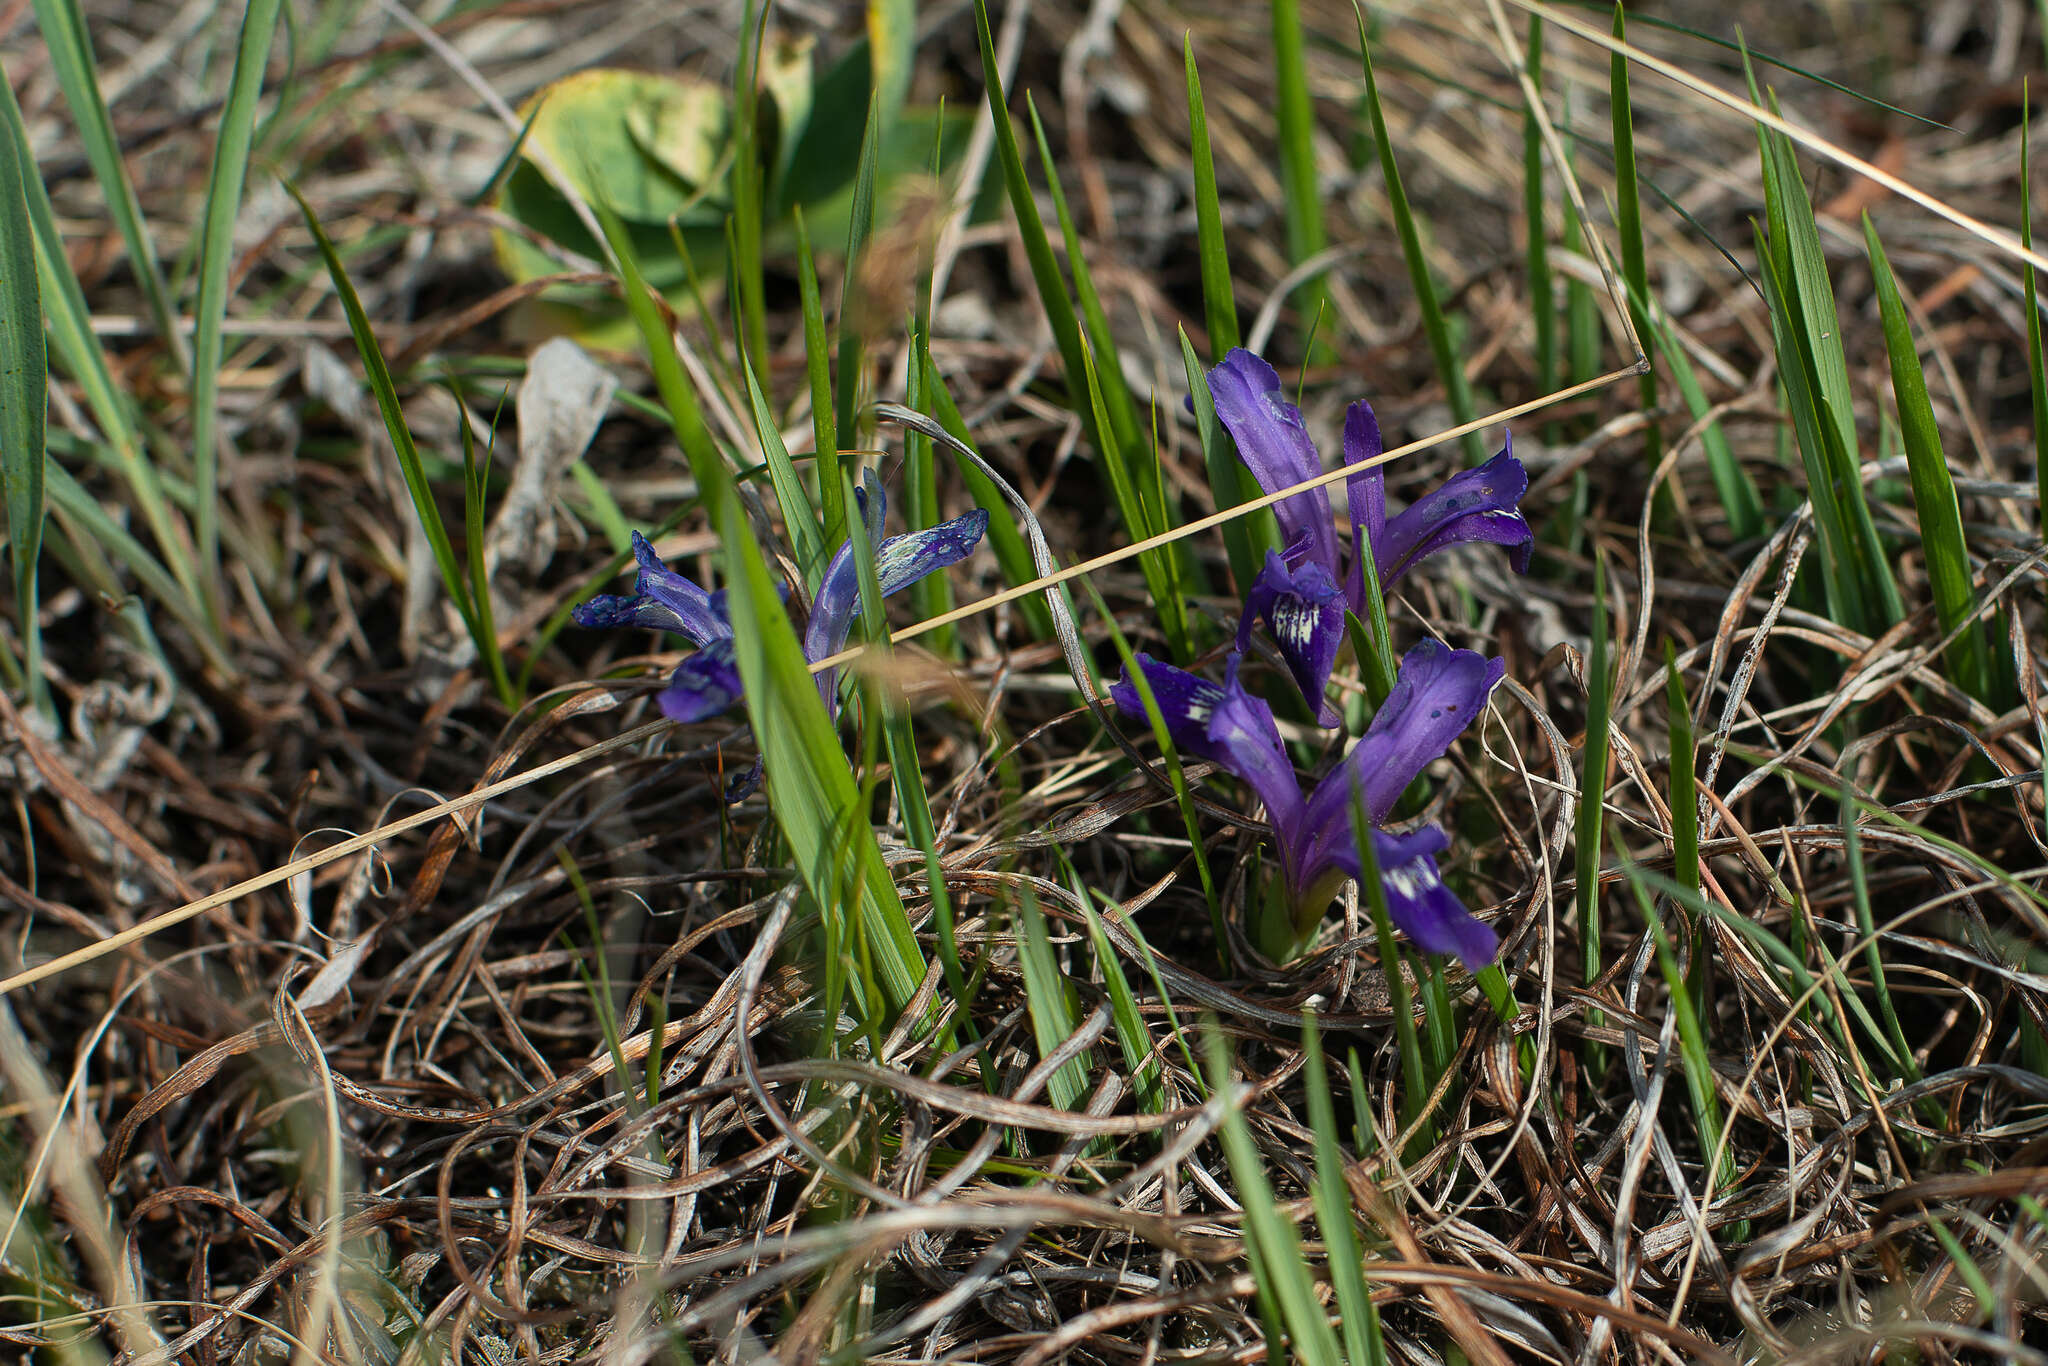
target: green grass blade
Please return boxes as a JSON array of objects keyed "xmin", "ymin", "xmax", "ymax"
[
  {"xmin": 1663, "ymin": 641, "xmax": 1703, "ymax": 1007},
  {"xmin": 1271, "ymin": 0, "xmax": 1332, "ymax": 364},
  {"xmin": 1637, "ymin": 287, "xmax": 1763, "ymax": 539},
  {"xmin": 1203, "ymin": 1028, "xmax": 1346, "ymax": 1366},
  {"xmin": 1611, "ymin": 847, "xmax": 1740, "ymax": 1214},
  {"xmin": 1355, "ymin": 13, "xmax": 1483, "ymax": 465},
  {"xmin": 1840, "ymin": 784, "xmax": 1917, "ymax": 1093},
  {"xmin": 187, "ymin": 0, "xmax": 284, "ymax": 615},
  {"xmin": 901, "ymin": 348, "xmax": 956, "ymax": 657},
  {"xmin": 1522, "ymin": 15, "xmax": 1555, "ymax": 408},
  {"xmin": 1084, "ymin": 576, "xmax": 1225, "ymax": 964},
  {"xmin": 972, "ymin": 0, "xmax": 1178, "ymax": 646},
  {"xmin": 1609, "ymin": 5, "xmax": 1661, "ymax": 480},
  {"xmin": 1180, "ymin": 329, "xmax": 1278, "ymax": 598},
  {"xmin": 1017, "ymin": 884, "xmax": 1088, "ymax": 1111},
  {"xmin": 454, "ymin": 392, "xmax": 513, "ymax": 706},
  {"xmin": 1073, "ymin": 871, "xmax": 1164, "ymax": 1115},
  {"xmin": 1184, "ymin": 39, "xmax": 1240, "ymax": 356},
  {"xmin": 290, "ymin": 185, "xmax": 506, "ymax": 696},
  {"xmin": 730, "ymin": 0, "xmax": 769, "ymax": 375},
  {"xmin": 793, "ymin": 209, "xmax": 844, "ymax": 548},
  {"xmin": 0, "ymin": 83, "xmax": 49, "ymax": 716},
  {"xmin": 1077, "ymin": 341, "xmax": 1190, "ymax": 659},
  {"xmin": 915, "ymin": 344, "xmax": 1056, "ymax": 641},
  {"xmin": 840, "ymin": 469, "xmax": 968, "ymax": 1033},
  {"xmin": 1350, "ymin": 789, "xmax": 1431, "ymax": 1155},
  {"xmin": 1025, "ymin": 98, "xmax": 1152, "ymax": 520},
  {"xmin": 833, "ymin": 94, "xmax": 883, "ymax": 457},
  {"xmin": 1750, "ymin": 68, "xmax": 1902, "ymax": 633},
  {"xmin": 0, "ymin": 64, "xmax": 203, "ymax": 632},
  {"xmin": 1578, "ymin": 558, "xmax": 1612, "ymax": 1063},
  {"xmin": 600, "ymin": 198, "xmax": 927, "ymax": 1021},
  {"xmin": 1303, "ymin": 1013, "xmax": 1388, "ymax": 1366},
  {"xmin": 29, "ymin": 0, "xmax": 188, "ymax": 375},
  {"xmin": 2023, "ymin": 100, "xmax": 2048, "ymax": 546},
  {"xmin": 1860, "ymin": 212, "xmax": 1995, "ymax": 704},
  {"xmin": 742, "ymin": 353, "xmax": 828, "ymax": 588}
]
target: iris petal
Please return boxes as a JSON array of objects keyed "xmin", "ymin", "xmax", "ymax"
[
  {"xmin": 1301, "ymin": 638, "xmax": 1503, "ymax": 864},
  {"xmin": 655, "ymin": 637, "xmax": 744, "ymax": 723},
  {"xmin": 804, "ymin": 505, "xmax": 989, "ymax": 668},
  {"xmin": 1239, "ymin": 551, "xmax": 1347, "ymax": 726},
  {"xmin": 571, "ymin": 532, "xmax": 733, "ymax": 642},
  {"xmin": 1113, "ymin": 654, "xmax": 1312, "ymax": 887},
  {"xmin": 1329, "ymin": 825, "xmax": 1499, "ymax": 969},
  {"xmin": 1375, "ymin": 438, "xmax": 1534, "ymax": 587},
  {"xmin": 1207, "ymin": 349, "xmax": 1339, "ymax": 573}
]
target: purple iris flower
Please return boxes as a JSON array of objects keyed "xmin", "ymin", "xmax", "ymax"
[
  {"xmin": 1110, "ymin": 637, "xmax": 1506, "ymax": 968},
  {"xmin": 574, "ymin": 472, "xmax": 988, "ymax": 725},
  {"xmin": 1207, "ymin": 348, "xmax": 1532, "ymax": 723}
]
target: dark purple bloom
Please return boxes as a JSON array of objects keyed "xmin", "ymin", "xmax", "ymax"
[
  {"xmin": 1111, "ymin": 638, "xmax": 1505, "ymax": 968},
  {"xmin": 1207, "ymin": 348, "xmax": 1532, "ymax": 720},
  {"xmin": 573, "ymin": 473, "xmax": 988, "ymax": 726}
]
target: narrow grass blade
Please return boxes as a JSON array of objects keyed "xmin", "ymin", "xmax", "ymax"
[
  {"xmin": 1303, "ymin": 1014, "xmax": 1389, "ymax": 1366},
  {"xmin": 1017, "ymin": 885, "xmax": 1088, "ymax": 1111},
  {"xmin": 1355, "ymin": 13, "xmax": 1483, "ymax": 465},
  {"xmin": 29, "ymin": 0, "xmax": 188, "ymax": 374},
  {"xmin": 2022, "ymin": 100, "xmax": 2047, "ymax": 546},
  {"xmin": 840, "ymin": 469, "xmax": 968, "ymax": 1030},
  {"xmin": 1180, "ymin": 329, "xmax": 1279, "ymax": 598},
  {"xmin": 729, "ymin": 0, "xmax": 769, "ymax": 375},
  {"xmin": 188, "ymin": 0, "xmax": 284, "ymax": 614},
  {"xmin": 794, "ymin": 208, "xmax": 844, "ymax": 548},
  {"xmin": 1203, "ymin": 1028, "xmax": 1346, "ymax": 1366},
  {"xmin": 290, "ymin": 186, "xmax": 511, "ymax": 703},
  {"xmin": 1664, "ymin": 641, "xmax": 1704, "ymax": 1018},
  {"xmin": 971, "ymin": 0, "xmax": 1186, "ymax": 654},
  {"xmin": 1861, "ymin": 213, "xmax": 1996, "ymax": 704},
  {"xmin": 601, "ymin": 199, "xmax": 927, "ymax": 1020},
  {"xmin": 915, "ymin": 344, "xmax": 1057, "ymax": 641},
  {"xmin": 1271, "ymin": 0, "xmax": 1332, "ymax": 364},
  {"xmin": 1609, "ymin": 5, "xmax": 1661, "ymax": 481},
  {"xmin": 1637, "ymin": 288, "xmax": 1763, "ymax": 538},
  {"xmin": 1078, "ymin": 341, "xmax": 1190, "ymax": 658},
  {"xmin": 742, "ymin": 353, "xmax": 828, "ymax": 588},
  {"xmin": 1073, "ymin": 869, "xmax": 1164, "ymax": 1114},
  {"xmin": 833, "ymin": 94, "xmax": 883, "ymax": 456},
  {"xmin": 0, "ymin": 66, "xmax": 203, "ymax": 634},
  {"xmin": 1185, "ymin": 39, "xmax": 1240, "ymax": 355},
  {"xmin": 901, "ymin": 350, "xmax": 957, "ymax": 657},
  {"xmin": 1750, "ymin": 67, "xmax": 1902, "ymax": 634},
  {"xmin": 454, "ymin": 392, "xmax": 512, "ymax": 706},
  {"xmin": 1522, "ymin": 15, "xmax": 1555, "ymax": 409},
  {"xmin": 1560, "ymin": 106, "xmax": 1602, "ymax": 396},
  {"xmin": 1611, "ymin": 848, "xmax": 1740, "ymax": 1216},
  {"xmin": 1085, "ymin": 576, "xmax": 1224, "ymax": 963},
  {"xmin": 1840, "ymin": 784, "xmax": 1917, "ymax": 1093},
  {"xmin": 1350, "ymin": 789, "xmax": 1431, "ymax": 1154},
  {"xmin": 0, "ymin": 88, "xmax": 49, "ymax": 715},
  {"xmin": 1025, "ymin": 98, "xmax": 1151, "ymax": 516},
  {"xmin": 1577, "ymin": 558, "xmax": 1612, "ymax": 1062}
]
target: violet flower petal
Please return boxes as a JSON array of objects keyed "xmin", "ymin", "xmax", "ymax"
[
  {"xmin": 1375, "ymin": 438, "xmax": 1534, "ymax": 588},
  {"xmin": 655, "ymin": 637, "xmax": 744, "ymax": 723},
  {"xmin": 1340, "ymin": 398, "xmax": 1386, "ymax": 610},
  {"xmin": 804, "ymin": 507, "xmax": 990, "ymax": 667},
  {"xmin": 1112, "ymin": 654, "xmax": 1309, "ymax": 883},
  {"xmin": 571, "ymin": 531, "xmax": 732, "ymax": 643},
  {"xmin": 1330, "ymin": 824, "xmax": 1499, "ymax": 969},
  {"xmin": 1207, "ymin": 349, "xmax": 1339, "ymax": 572},
  {"xmin": 1239, "ymin": 550, "xmax": 1347, "ymax": 726},
  {"xmin": 1300, "ymin": 638, "xmax": 1503, "ymax": 866}
]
